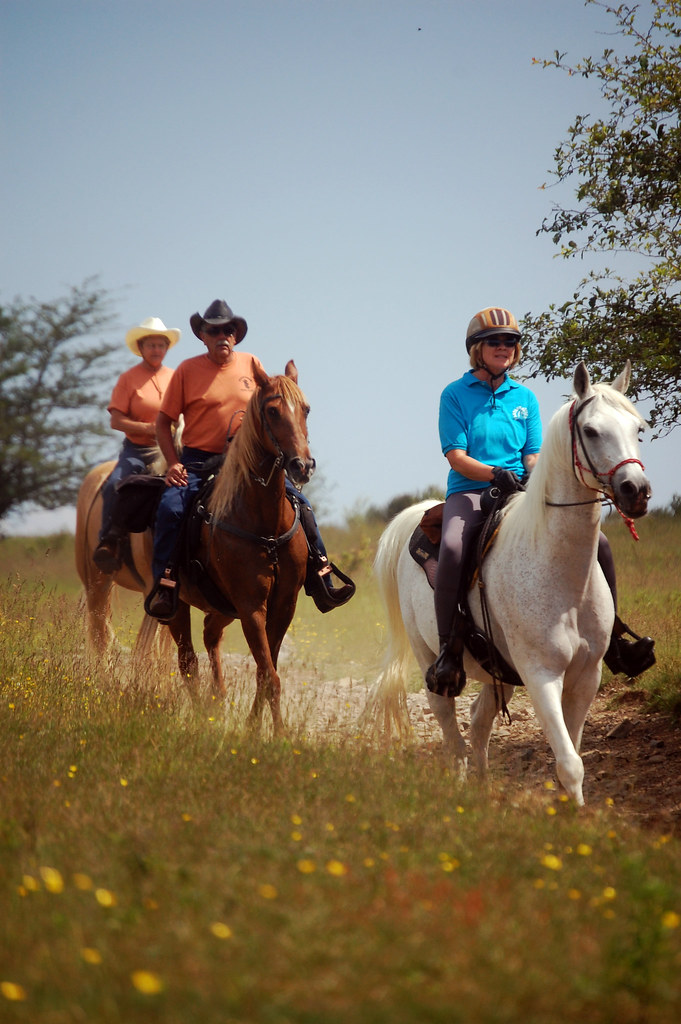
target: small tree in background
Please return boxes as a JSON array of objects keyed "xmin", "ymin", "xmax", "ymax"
[
  {"xmin": 522, "ymin": 0, "xmax": 681, "ymax": 437},
  {"xmin": 0, "ymin": 279, "xmax": 118, "ymax": 522}
]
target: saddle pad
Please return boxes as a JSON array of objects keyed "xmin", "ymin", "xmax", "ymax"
[{"xmin": 408, "ymin": 526, "xmax": 439, "ymax": 590}]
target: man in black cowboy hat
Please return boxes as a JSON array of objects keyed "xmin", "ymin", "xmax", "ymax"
[{"xmin": 146, "ymin": 299, "xmax": 354, "ymax": 620}]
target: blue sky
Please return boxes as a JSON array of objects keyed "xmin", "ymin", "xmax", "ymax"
[{"xmin": 1, "ymin": 0, "xmax": 676, "ymax": 533}]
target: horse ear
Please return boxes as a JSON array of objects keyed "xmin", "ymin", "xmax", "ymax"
[
  {"xmin": 573, "ymin": 361, "xmax": 592, "ymax": 399},
  {"xmin": 252, "ymin": 359, "xmax": 270, "ymax": 389},
  {"xmin": 611, "ymin": 359, "xmax": 631, "ymax": 394},
  {"xmin": 284, "ymin": 359, "xmax": 298, "ymax": 383}
]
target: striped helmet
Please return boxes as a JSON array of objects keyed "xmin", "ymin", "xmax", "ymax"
[{"xmin": 465, "ymin": 307, "xmax": 521, "ymax": 353}]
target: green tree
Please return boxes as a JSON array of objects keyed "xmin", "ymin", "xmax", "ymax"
[
  {"xmin": 522, "ymin": 0, "xmax": 681, "ymax": 436},
  {"xmin": 0, "ymin": 280, "xmax": 118, "ymax": 522}
]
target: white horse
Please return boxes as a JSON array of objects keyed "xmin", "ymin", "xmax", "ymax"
[{"xmin": 366, "ymin": 362, "xmax": 650, "ymax": 805}]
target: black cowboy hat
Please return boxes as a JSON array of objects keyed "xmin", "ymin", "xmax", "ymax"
[{"xmin": 189, "ymin": 299, "xmax": 248, "ymax": 343}]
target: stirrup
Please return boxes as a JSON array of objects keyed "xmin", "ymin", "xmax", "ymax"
[
  {"xmin": 144, "ymin": 568, "xmax": 179, "ymax": 622},
  {"xmin": 604, "ymin": 618, "xmax": 656, "ymax": 678},
  {"xmin": 305, "ymin": 561, "xmax": 356, "ymax": 613}
]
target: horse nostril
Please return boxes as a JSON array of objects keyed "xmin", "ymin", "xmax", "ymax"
[{"xmin": 618, "ymin": 480, "xmax": 637, "ymax": 498}]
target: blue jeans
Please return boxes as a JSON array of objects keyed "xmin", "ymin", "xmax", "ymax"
[
  {"xmin": 99, "ymin": 439, "xmax": 159, "ymax": 542},
  {"xmin": 151, "ymin": 447, "xmax": 324, "ymax": 583}
]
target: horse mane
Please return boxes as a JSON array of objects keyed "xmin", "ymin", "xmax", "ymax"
[
  {"xmin": 208, "ymin": 375, "xmax": 305, "ymax": 522},
  {"xmin": 500, "ymin": 380, "xmax": 646, "ymax": 549}
]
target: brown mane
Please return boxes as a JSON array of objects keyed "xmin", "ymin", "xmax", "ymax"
[{"xmin": 208, "ymin": 374, "xmax": 307, "ymax": 522}]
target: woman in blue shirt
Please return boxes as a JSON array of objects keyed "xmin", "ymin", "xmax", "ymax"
[{"xmin": 427, "ymin": 306, "xmax": 655, "ymax": 697}]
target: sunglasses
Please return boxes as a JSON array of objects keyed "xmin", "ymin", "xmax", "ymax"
[
  {"xmin": 484, "ymin": 337, "xmax": 517, "ymax": 348},
  {"xmin": 204, "ymin": 324, "xmax": 237, "ymax": 338}
]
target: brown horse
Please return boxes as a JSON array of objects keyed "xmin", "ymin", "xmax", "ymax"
[{"xmin": 161, "ymin": 359, "xmax": 314, "ymax": 733}]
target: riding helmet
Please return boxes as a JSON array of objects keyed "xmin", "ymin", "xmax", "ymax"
[{"xmin": 465, "ymin": 307, "xmax": 521, "ymax": 352}]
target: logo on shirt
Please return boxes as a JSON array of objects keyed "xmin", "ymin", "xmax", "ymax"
[
  {"xmin": 240, "ymin": 376, "xmax": 255, "ymax": 392},
  {"xmin": 512, "ymin": 406, "xmax": 529, "ymax": 420}
]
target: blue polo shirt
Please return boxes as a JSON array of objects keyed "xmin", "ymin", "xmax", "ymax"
[{"xmin": 439, "ymin": 371, "xmax": 543, "ymax": 496}]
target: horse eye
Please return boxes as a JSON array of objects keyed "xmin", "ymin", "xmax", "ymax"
[{"xmin": 583, "ymin": 425, "xmax": 598, "ymax": 439}]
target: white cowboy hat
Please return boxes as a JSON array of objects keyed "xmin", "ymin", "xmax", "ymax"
[{"xmin": 125, "ymin": 316, "xmax": 181, "ymax": 354}]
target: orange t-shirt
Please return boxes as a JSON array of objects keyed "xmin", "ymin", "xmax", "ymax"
[
  {"xmin": 160, "ymin": 351, "xmax": 264, "ymax": 453},
  {"xmin": 108, "ymin": 363, "xmax": 175, "ymax": 444}
]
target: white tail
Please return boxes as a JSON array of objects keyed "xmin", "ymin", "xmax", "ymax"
[{"xmin": 363, "ymin": 500, "xmax": 440, "ymax": 736}]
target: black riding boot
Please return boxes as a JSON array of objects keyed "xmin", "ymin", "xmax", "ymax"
[
  {"xmin": 305, "ymin": 553, "xmax": 356, "ymax": 613},
  {"xmin": 603, "ymin": 616, "xmax": 656, "ymax": 678},
  {"xmin": 296, "ymin": 499, "xmax": 355, "ymax": 612},
  {"xmin": 426, "ymin": 612, "xmax": 467, "ymax": 698}
]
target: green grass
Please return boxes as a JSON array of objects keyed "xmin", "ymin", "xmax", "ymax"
[{"xmin": 1, "ymin": 517, "xmax": 681, "ymax": 1021}]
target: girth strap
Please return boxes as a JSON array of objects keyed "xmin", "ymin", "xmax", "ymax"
[{"xmin": 197, "ymin": 500, "xmax": 301, "ymax": 563}]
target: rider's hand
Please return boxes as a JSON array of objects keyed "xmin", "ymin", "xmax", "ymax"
[
  {"xmin": 491, "ymin": 467, "xmax": 523, "ymax": 493},
  {"xmin": 165, "ymin": 462, "xmax": 188, "ymax": 487}
]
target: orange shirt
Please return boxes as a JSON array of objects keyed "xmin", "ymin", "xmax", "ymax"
[
  {"xmin": 160, "ymin": 351, "xmax": 264, "ymax": 453},
  {"xmin": 108, "ymin": 363, "xmax": 174, "ymax": 444}
]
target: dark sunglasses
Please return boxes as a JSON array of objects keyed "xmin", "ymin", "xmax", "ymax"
[
  {"xmin": 484, "ymin": 337, "xmax": 517, "ymax": 348},
  {"xmin": 204, "ymin": 324, "xmax": 237, "ymax": 338}
]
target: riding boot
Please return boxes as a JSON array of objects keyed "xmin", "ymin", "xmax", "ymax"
[
  {"xmin": 305, "ymin": 553, "xmax": 356, "ymax": 613},
  {"xmin": 93, "ymin": 526, "xmax": 125, "ymax": 574},
  {"xmin": 295, "ymin": 498, "xmax": 355, "ymax": 612},
  {"xmin": 603, "ymin": 615, "xmax": 656, "ymax": 678},
  {"xmin": 426, "ymin": 612, "xmax": 467, "ymax": 698}
]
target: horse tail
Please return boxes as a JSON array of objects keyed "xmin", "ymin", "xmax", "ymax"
[{"xmin": 363, "ymin": 500, "xmax": 440, "ymax": 738}]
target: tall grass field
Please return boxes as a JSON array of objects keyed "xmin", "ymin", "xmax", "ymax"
[{"xmin": 1, "ymin": 512, "xmax": 680, "ymax": 1023}]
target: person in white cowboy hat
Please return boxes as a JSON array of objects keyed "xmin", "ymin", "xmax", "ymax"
[{"xmin": 93, "ymin": 316, "xmax": 181, "ymax": 573}]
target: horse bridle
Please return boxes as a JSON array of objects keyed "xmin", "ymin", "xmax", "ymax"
[
  {"xmin": 546, "ymin": 394, "xmax": 647, "ymax": 539},
  {"xmin": 252, "ymin": 391, "xmax": 309, "ymax": 489}
]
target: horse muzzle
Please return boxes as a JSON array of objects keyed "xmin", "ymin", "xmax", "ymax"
[
  {"xmin": 613, "ymin": 469, "xmax": 651, "ymax": 519},
  {"xmin": 287, "ymin": 456, "xmax": 316, "ymax": 487}
]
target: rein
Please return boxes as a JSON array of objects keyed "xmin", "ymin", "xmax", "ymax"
[
  {"xmin": 546, "ymin": 396, "xmax": 645, "ymax": 541},
  {"xmin": 473, "ymin": 507, "xmax": 513, "ymax": 724}
]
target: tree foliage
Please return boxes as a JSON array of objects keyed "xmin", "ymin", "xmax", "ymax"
[
  {"xmin": 521, "ymin": 0, "xmax": 681, "ymax": 435},
  {"xmin": 0, "ymin": 280, "xmax": 118, "ymax": 521}
]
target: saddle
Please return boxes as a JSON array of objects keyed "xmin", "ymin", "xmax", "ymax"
[
  {"xmin": 111, "ymin": 467, "xmax": 232, "ymax": 619},
  {"xmin": 138, "ymin": 467, "xmax": 349, "ymax": 621},
  {"xmin": 409, "ymin": 492, "xmax": 524, "ymax": 689},
  {"xmin": 112, "ymin": 473, "xmax": 167, "ymax": 533}
]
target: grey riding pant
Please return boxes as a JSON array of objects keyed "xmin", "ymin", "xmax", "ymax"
[{"xmin": 432, "ymin": 490, "xmax": 619, "ymax": 641}]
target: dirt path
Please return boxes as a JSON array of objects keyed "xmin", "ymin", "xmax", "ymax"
[
  {"xmin": 275, "ymin": 668, "xmax": 681, "ymax": 835},
  {"xmin": 184, "ymin": 648, "xmax": 681, "ymax": 834}
]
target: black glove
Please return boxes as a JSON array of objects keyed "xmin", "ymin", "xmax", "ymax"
[{"xmin": 491, "ymin": 467, "xmax": 523, "ymax": 493}]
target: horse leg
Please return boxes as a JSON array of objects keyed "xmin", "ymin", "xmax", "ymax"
[
  {"xmin": 165, "ymin": 602, "xmax": 200, "ymax": 691},
  {"xmin": 425, "ymin": 691, "xmax": 468, "ymax": 777},
  {"xmin": 82, "ymin": 577, "xmax": 115, "ymax": 656},
  {"xmin": 468, "ymin": 683, "xmax": 515, "ymax": 779},
  {"xmin": 203, "ymin": 611, "xmax": 231, "ymax": 700},
  {"xmin": 561, "ymin": 667, "xmax": 601, "ymax": 754},
  {"xmin": 240, "ymin": 612, "xmax": 285, "ymax": 737},
  {"xmin": 526, "ymin": 676, "xmax": 585, "ymax": 805}
]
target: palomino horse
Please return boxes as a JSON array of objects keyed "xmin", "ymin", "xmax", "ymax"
[
  {"xmin": 76, "ymin": 457, "xmax": 177, "ymax": 667},
  {"xmin": 365, "ymin": 362, "xmax": 651, "ymax": 805},
  {"xmin": 149, "ymin": 360, "xmax": 312, "ymax": 734}
]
